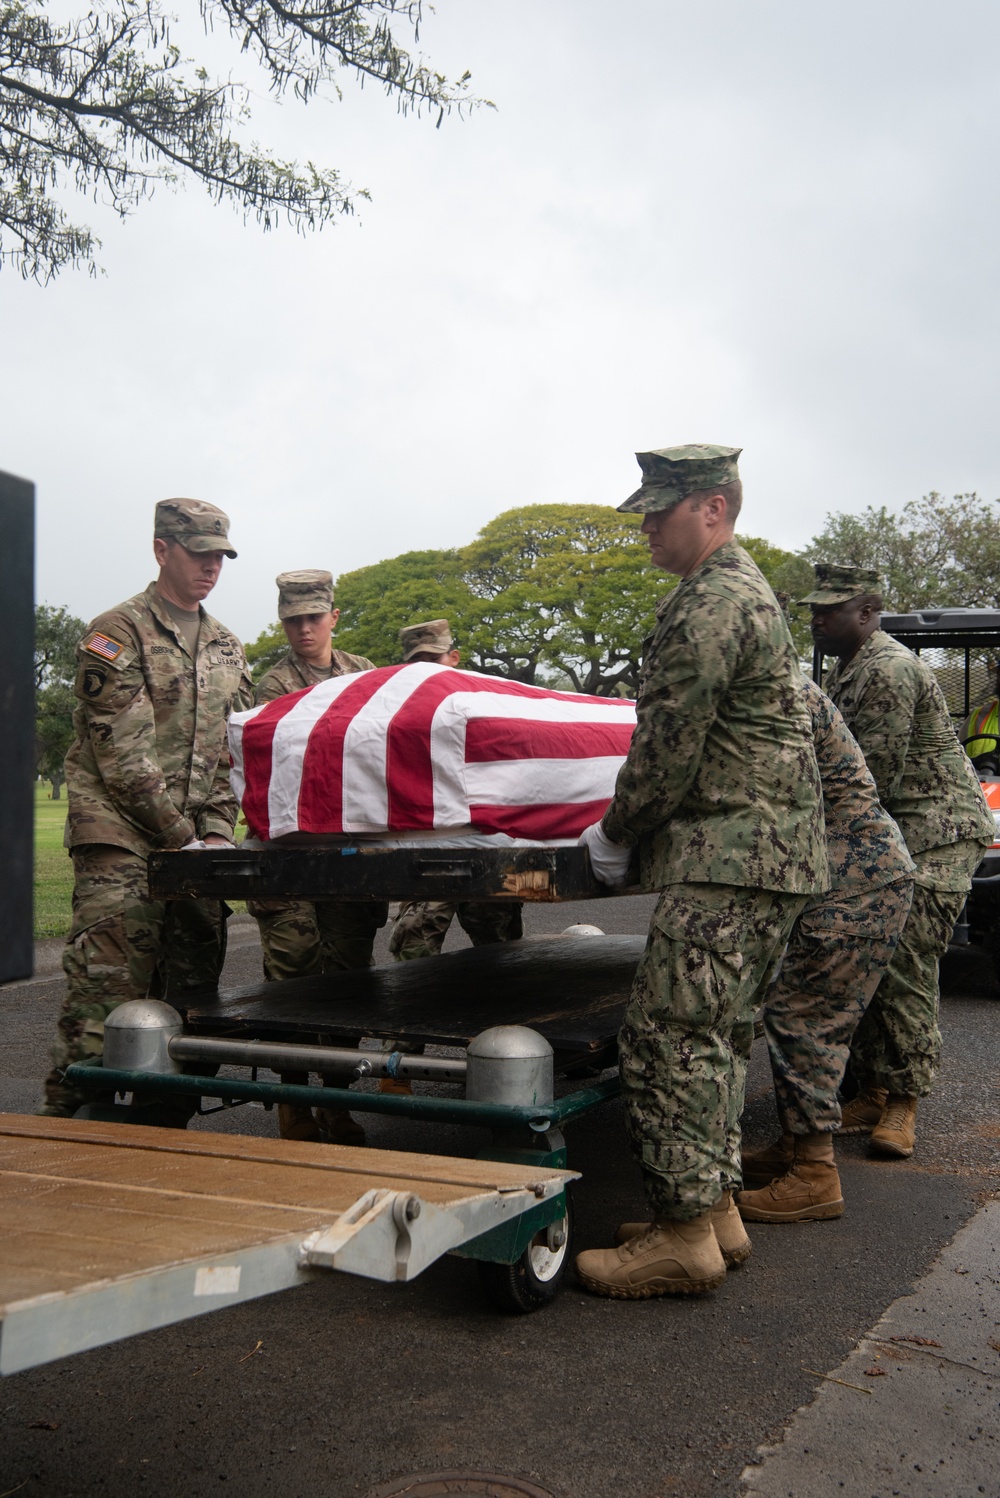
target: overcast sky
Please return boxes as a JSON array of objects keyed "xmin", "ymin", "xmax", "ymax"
[{"xmin": 4, "ymin": 0, "xmax": 999, "ymax": 642}]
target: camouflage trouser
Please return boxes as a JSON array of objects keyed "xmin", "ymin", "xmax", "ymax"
[
  {"xmin": 620, "ymin": 883, "xmax": 807, "ymax": 1222},
  {"xmin": 851, "ymin": 839, "xmax": 988, "ymax": 1098},
  {"xmin": 247, "ymin": 898, "xmax": 389, "ymax": 981},
  {"xmin": 763, "ymin": 876, "xmax": 913, "ymax": 1133},
  {"xmin": 43, "ymin": 844, "xmax": 229, "ymax": 1115},
  {"xmin": 388, "ymin": 900, "xmax": 524, "ymax": 962}
]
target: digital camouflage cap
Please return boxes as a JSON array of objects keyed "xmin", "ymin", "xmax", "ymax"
[
  {"xmin": 276, "ymin": 569, "xmax": 335, "ymax": 620},
  {"xmin": 799, "ymin": 563, "xmax": 881, "ymax": 607},
  {"xmin": 400, "ymin": 618, "xmax": 454, "ymax": 661},
  {"xmin": 617, "ymin": 443, "xmax": 742, "ymax": 515},
  {"xmin": 154, "ymin": 498, "xmax": 237, "ymax": 558}
]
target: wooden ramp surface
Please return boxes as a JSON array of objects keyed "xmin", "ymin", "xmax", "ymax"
[{"xmin": 0, "ymin": 1115, "xmax": 571, "ymax": 1374}]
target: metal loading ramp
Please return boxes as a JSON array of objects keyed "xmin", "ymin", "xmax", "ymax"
[{"xmin": 0, "ymin": 1115, "xmax": 577, "ymax": 1376}]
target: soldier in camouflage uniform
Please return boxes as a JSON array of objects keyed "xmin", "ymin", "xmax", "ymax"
[
  {"xmin": 806, "ymin": 564, "xmax": 995, "ymax": 1158},
  {"xmin": 249, "ymin": 570, "xmax": 388, "ymax": 1143},
  {"xmin": 736, "ymin": 676, "xmax": 915, "ymax": 1222},
  {"xmin": 388, "ymin": 619, "xmax": 524, "ymax": 962},
  {"xmin": 40, "ymin": 499, "xmax": 252, "ymax": 1117},
  {"xmin": 573, "ymin": 445, "xmax": 828, "ymax": 1300}
]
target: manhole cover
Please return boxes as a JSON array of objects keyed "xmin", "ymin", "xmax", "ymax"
[{"xmin": 368, "ymin": 1474, "xmax": 554, "ymax": 1498}]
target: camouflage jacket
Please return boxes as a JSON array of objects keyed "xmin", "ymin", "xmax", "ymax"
[
  {"xmin": 602, "ymin": 541, "xmax": 828, "ymax": 895},
  {"xmin": 254, "ymin": 648, "xmax": 374, "ymax": 705},
  {"xmin": 803, "ymin": 676, "xmax": 914, "ymax": 909},
  {"xmin": 64, "ymin": 584, "xmax": 252, "ymax": 855},
  {"xmin": 825, "ymin": 630, "xmax": 994, "ymax": 856}
]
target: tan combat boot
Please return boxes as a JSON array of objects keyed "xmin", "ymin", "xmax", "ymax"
[
  {"xmin": 736, "ymin": 1133, "xmax": 844, "ymax": 1222},
  {"xmin": 277, "ymin": 1104, "xmax": 323, "ymax": 1142},
  {"xmin": 741, "ymin": 1132, "xmax": 795, "ymax": 1187},
  {"xmin": 870, "ymin": 1093, "xmax": 917, "ymax": 1157},
  {"xmin": 836, "ymin": 1086, "xmax": 888, "ymax": 1134},
  {"xmin": 615, "ymin": 1191, "xmax": 751, "ymax": 1268},
  {"xmin": 576, "ymin": 1213, "xmax": 727, "ymax": 1298}
]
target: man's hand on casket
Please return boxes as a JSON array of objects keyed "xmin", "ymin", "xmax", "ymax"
[{"xmin": 578, "ymin": 821, "xmax": 632, "ymax": 886}]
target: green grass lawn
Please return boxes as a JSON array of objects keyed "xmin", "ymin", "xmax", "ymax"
[
  {"xmin": 33, "ymin": 784, "xmax": 247, "ymax": 941},
  {"xmin": 34, "ymin": 782, "xmax": 72, "ymax": 939}
]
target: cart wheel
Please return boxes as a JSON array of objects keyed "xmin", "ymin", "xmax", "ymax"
[{"xmin": 477, "ymin": 1194, "xmax": 574, "ymax": 1314}]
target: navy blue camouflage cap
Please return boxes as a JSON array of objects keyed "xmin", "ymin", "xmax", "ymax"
[
  {"xmin": 154, "ymin": 498, "xmax": 237, "ymax": 558},
  {"xmin": 799, "ymin": 563, "xmax": 880, "ymax": 606},
  {"xmin": 617, "ymin": 444, "xmax": 742, "ymax": 515}
]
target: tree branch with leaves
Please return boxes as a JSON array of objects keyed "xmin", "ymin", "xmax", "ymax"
[{"xmin": 0, "ymin": 0, "xmax": 484, "ymax": 279}]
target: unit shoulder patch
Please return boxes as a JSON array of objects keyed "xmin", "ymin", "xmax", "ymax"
[{"xmin": 83, "ymin": 631, "xmax": 126, "ymax": 662}]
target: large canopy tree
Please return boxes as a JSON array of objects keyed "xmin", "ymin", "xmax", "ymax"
[
  {"xmin": 803, "ymin": 492, "xmax": 1000, "ymax": 612},
  {"xmin": 246, "ymin": 505, "xmax": 806, "ymax": 695},
  {"xmin": 1, "ymin": 0, "xmax": 482, "ymax": 279}
]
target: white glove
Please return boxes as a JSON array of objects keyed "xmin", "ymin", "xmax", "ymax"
[
  {"xmin": 578, "ymin": 821, "xmax": 632, "ymax": 887},
  {"xmin": 181, "ymin": 839, "xmax": 207, "ymax": 851}
]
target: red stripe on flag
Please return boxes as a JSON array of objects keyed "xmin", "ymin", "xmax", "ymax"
[
  {"xmin": 296, "ymin": 668, "xmax": 409, "ymax": 833},
  {"xmin": 239, "ymin": 689, "xmax": 309, "ymax": 839},
  {"xmin": 381, "ymin": 669, "xmax": 613, "ymax": 828},
  {"xmin": 383, "ymin": 670, "xmax": 469, "ymax": 827},
  {"xmin": 469, "ymin": 798, "xmax": 615, "ymax": 839},
  {"xmin": 464, "ymin": 716, "xmax": 634, "ymax": 763}
]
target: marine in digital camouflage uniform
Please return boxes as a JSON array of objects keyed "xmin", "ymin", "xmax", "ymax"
[
  {"xmin": 574, "ymin": 445, "xmax": 828, "ymax": 1301},
  {"xmin": 807, "ymin": 563, "xmax": 995, "ymax": 1158},
  {"xmin": 248, "ymin": 570, "xmax": 387, "ymax": 1143},
  {"xmin": 388, "ymin": 619, "xmax": 524, "ymax": 963},
  {"xmin": 737, "ymin": 676, "xmax": 915, "ymax": 1223},
  {"xmin": 41, "ymin": 499, "xmax": 252, "ymax": 1117}
]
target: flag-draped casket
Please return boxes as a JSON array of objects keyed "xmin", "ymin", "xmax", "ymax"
[{"xmin": 229, "ymin": 663, "xmax": 637, "ymax": 842}]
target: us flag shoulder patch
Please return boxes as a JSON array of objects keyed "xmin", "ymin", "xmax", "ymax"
[{"xmin": 84, "ymin": 632, "xmax": 125, "ymax": 662}]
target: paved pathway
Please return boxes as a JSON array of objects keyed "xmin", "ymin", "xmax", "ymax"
[{"xmin": 1, "ymin": 899, "xmax": 997, "ymax": 1497}]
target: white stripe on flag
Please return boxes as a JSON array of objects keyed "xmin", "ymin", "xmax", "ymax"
[
  {"xmin": 266, "ymin": 675, "xmax": 362, "ymax": 838},
  {"xmin": 457, "ymin": 692, "xmax": 637, "ymax": 725},
  {"xmin": 340, "ymin": 666, "xmax": 436, "ymax": 831},
  {"xmin": 464, "ymin": 756, "xmax": 627, "ymax": 808},
  {"xmin": 227, "ymin": 710, "xmax": 250, "ymax": 807},
  {"xmin": 428, "ymin": 690, "xmax": 635, "ymax": 825}
]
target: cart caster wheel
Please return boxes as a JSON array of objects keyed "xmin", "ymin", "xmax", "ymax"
[{"xmin": 477, "ymin": 1195, "xmax": 574, "ymax": 1313}]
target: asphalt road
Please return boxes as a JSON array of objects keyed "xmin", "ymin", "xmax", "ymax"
[{"xmin": 2, "ymin": 899, "xmax": 999, "ymax": 1498}]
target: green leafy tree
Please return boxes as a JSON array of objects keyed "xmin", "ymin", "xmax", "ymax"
[
  {"xmin": 34, "ymin": 603, "xmax": 84, "ymax": 797},
  {"xmin": 1, "ymin": 0, "xmax": 484, "ymax": 280},
  {"xmin": 458, "ymin": 505, "xmax": 664, "ymax": 692},
  {"xmin": 334, "ymin": 548, "xmax": 474, "ymax": 664},
  {"xmin": 803, "ymin": 492, "xmax": 1000, "ymax": 611},
  {"xmin": 316, "ymin": 506, "xmax": 806, "ymax": 697},
  {"xmin": 244, "ymin": 623, "xmax": 288, "ymax": 680}
]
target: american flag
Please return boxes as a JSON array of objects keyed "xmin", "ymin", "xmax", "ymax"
[
  {"xmin": 85, "ymin": 632, "xmax": 123, "ymax": 661},
  {"xmin": 229, "ymin": 664, "xmax": 637, "ymax": 842}
]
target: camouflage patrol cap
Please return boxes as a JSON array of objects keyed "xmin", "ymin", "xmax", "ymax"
[
  {"xmin": 276, "ymin": 569, "xmax": 335, "ymax": 620},
  {"xmin": 617, "ymin": 444, "xmax": 742, "ymax": 515},
  {"xmin": 154, "ymin": 498, "xmax": 237, "ymax": 558},
  {"xmin": 400, "ymin": 618, "xmax": 454, "ymax": 662},
  {"xmin": 799, "ymin": 563, "xmax": 881, "ymax": 607}
]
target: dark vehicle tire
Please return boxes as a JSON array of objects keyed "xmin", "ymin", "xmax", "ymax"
[{"xmin": 477, "ymin": 1193, "xmax": 574, "ymax": 1313}]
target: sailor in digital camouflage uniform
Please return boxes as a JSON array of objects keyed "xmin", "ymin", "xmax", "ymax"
[
  {"xmin": 573, "ymin": 445, "xmax": 828, "ymax": 1300},
  {"xmin": 248, "ymin": 569, "xmax": 387, "ymax": 1144},
  {"xmin": 736, "ymin": 676, "xmax": 915, "ymax": 1223},
  {"xmin": 806, "ymin": 563, "xmax": 995, "ymax": 1159},
  {"xmin": 40, "ymin": 499, "xmax": 252, "ymax": 1117},
  {"xmin": 388, "ymin": 618, "xmax": 524, "ymax": 964}
]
